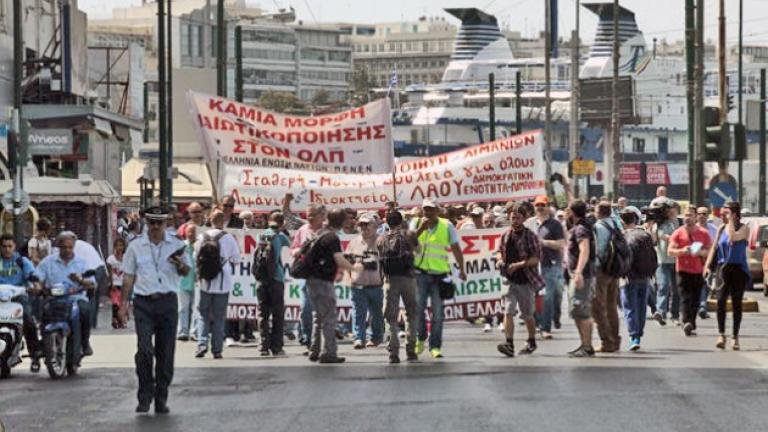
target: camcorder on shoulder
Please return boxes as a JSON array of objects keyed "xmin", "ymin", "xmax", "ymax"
[{"xmin": 641, "ymin": 202, "xmax": 669, "ymax": 224}]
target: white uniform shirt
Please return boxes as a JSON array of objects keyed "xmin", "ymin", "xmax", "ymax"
[
  {"xmin": 197, "ymin": 228, "xmax": 241, "ymax": 295},
  {"xmin": 123, "ymin": 232, "xmax": 190, "ymax": 296}
]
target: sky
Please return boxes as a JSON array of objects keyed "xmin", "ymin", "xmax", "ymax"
[{"xmin": 81, "ymin": 0, "xmax": 768, "ymax": 45}]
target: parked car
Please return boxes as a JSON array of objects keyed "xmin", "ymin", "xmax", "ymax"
[{"xmin": 744, "ymin": 217, "xmax": 768, "ymax": 294}]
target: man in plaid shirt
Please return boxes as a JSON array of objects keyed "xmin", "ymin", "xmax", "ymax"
[{"xmin": 495, "ymin": 201, "xmax": 545, "ymax": 357}]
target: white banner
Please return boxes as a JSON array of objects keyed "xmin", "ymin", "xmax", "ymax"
[
  {"xmin": 222, "ymin": 130, "xmax": 547, "ymax": 212},
  {"xmin": 224, "ymin": 228, "xmax": 510, "ymax": 322},
  {"xmin": 187, "ymin": 91, "xmax": 395, "ymax": 174}
]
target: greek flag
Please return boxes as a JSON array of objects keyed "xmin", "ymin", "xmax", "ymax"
[{"xmin": 387, "ymin": 70, "xmax": 398, "ymax": 97}]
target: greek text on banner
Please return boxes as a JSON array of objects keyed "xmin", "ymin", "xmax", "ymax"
[
  {"xmin": 223, "ymin": 130, "xmax": 547, "ymax": 211},
  {"xmin": 187, "ymin": 91, "xmax": 395, "ymax": 174}
]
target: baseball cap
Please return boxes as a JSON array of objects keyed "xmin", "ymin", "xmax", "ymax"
[
  {"xmin": 470, "ymin": 207, "xmax": 484, "ymax": 216},
  {"xmin": 358, "ymin": 213, "xmax": 375, "ymax": 224},
  {"xmin": 422, "ymin": 199, "xmax": 438, "ymax": 209},
  {"xmin": 621, "ymin": 205, "xmax": 643, "ymax": 222},
  {"xmin": 534, "ymin": 195, "xmax": 549, "ymax": 206}
]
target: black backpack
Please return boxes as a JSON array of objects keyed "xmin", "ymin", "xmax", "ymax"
[
  {"xmin": 597, "ymin": 220, "xmax": 632, "ymax": 278},
  {"xmin": 290, "ymin": 231, "xmax": 334, "ymax": 280},
  {"xmin": 197, "ymin": 231, "xmax": 227, "ymax": 281},
  {"xmin": 625, "ymin": 228, "xmax": 658, "ymax": 279},
  {"xmin": 251, "ymin": 234, "xmax": 277, "ymax": 284},
  {"xmin": 377, "ymin": 230, "xmax": 414, "ymax": 276}
]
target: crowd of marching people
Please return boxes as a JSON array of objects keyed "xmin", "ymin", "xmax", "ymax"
[{"xmin": 3, "ymin": 186, "xmax": 754, "ymax": 412}]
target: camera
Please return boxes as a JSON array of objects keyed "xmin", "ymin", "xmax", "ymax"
[
  {"xmin": 641, "ymin": 202, "xmax": 669, "ymax": 224},
  {"xmin": 344, "ymin": 252, "xmax": 379, "ymax": 270}
]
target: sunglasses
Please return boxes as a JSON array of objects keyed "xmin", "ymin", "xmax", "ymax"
[{"xmin": 147, "ymin": 219, "xmax": 165, "ymax": 226}]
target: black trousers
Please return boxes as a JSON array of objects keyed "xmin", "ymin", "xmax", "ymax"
[
  {"xmin": 133, "ymin": 293, "xmax": 177, "ymax": 405},
  {"xmin": 717, "ymin": 264, "xmax": 747, "ymax": 336},
  {"xmin": 677, "ymin": 272, "xmax": 704, "ymax": 329},
  {"xmin": 258, "ymin": 280, "xmax": 285, "ymax": 353}
]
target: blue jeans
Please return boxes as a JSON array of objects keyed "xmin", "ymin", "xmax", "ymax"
[
  {"xmin": 537, "ymin": 265, "xmax": 564, "ymax": 332},
  {"xmin": 350, "ymin": 286, "xmax": 384, "ymax": 343},
  {"xmin": 415, "ymin": 273, "xmax": 444, "ymax": 350},
  {"xmin": 699, "ymin": 282, "xmax": 710, "ymax": 312},
  {"xmin": 197, "ymin": 292, "xmax": 229, "ymax": 354},
  {"xmin": 177, "ymin": 289, "xmax": 196, "ymax": 337},
  {"xmin": 299, "ymin": 284, "xmax": 313, "ymax": 346},
  {"xmin": 655, "ymin": 263, "xmax": 679, "ymax": 319},
  {"xmin": 621, "ymin": 280, "xmax": 650, "ymax": 339}
]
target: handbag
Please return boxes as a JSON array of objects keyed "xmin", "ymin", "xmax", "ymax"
[{"xmin": 708, "ymin": 226, "xmax": 728, "ymax": 295}]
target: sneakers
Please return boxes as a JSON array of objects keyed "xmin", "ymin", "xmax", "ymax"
[
  {"xmin": 683, "ymin": 322, "xmax": 694, "ymax": 336},
  {"xmin": 389, "ymin": 354, "xmax": 400, "ymax": 364},
  {"xmin": 366, "ymin": 340, "xmax": 379, "ymax": 348},
  {"xmin": 698, "ymin": 309, "xmax": 709, "ymax": 319},
  {"xmin": 430, "ymin": 348, "xmax": 443, "ymax": 358},
  {"xmin": 628, "ymin": 338, "xmax": 641, "ymax": 351},
  {"xmin": 483, "ymin": 323, "xmax": 492, "ymax": 333},
  {"xmin": 498, "ymin": 323, "xmax": 504, "ymax": 332},
  {"xmin": 398, "ymin": 330, "xmax": 406, "ymax": 339},
  {"xmin": 652, "ymin": 312, "xmax": 667, "ymax": 326},
  {"xmin": 318, "ymin": 355, "xmax": 346, "ymax": 364},
  {"xmin": 353, "ymin": 340, "xmax": 365, "ymax": 350},
  {"xmin": 260, "ymin": 350, "xmax": 271, "ymax": 357},
  {"xmin": 541, "ymin": 331, "xmax": 553, "ymax": 340},
  {"xmin": 518, "ymin": 340, "xmax": 537, "ymax": 355},
  {"xmin": 568, "ymin": 345, "xmax": 596, "ymax": 358},
  {"xmin": 213, "ymin": 352, "xmax": 223, "ymax": 359},
  {"xmin": 177, "ymin": 335, "xmax": 189, "ymax": 342},
  {"xmin": 308, "ymin": 352, "xmax": 320, "ymax": 362},
  {"xmin": 553, "ymin": 319, "xmax": 562, "ymax": 330},
  {"xmin": 195, "ymin": 347, "xmax": 208, "ymax": 358},
  {"xmin": 672, "ymin": 319, "xmax": 681, "ymax": 327},
  {"xmin": 415, "ymin": 339, "xmax": 425, "ymax": 355},
  {"xmin": 224, "ymin": 337, "xmax": 235, "ymax": 347},
  {"xmin": 497, "ymin": 343, "xmax": 515, "ymax": 357}
]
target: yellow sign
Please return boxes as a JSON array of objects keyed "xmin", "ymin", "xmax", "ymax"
[{"xmin": 572, "ymin": 159, "xmax": 596, "ymax": 176}]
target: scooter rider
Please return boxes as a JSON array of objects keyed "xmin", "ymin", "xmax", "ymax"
[
  {"xmin": 31, "ymin": 231, "xmax": 96, "ymax": 358},
  {"xmin": 0, "ymin": 234, "xmax": 41, "ymax": 372}
]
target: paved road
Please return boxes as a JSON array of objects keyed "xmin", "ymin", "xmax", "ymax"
[{"xmin": 2, "ymin": 294, "xmax": 768, "ymax": 432}]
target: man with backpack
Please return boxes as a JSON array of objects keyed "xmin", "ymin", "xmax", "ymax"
[
  {"xmin": 592, "ymin": 201, "xmax": 628, "ymax": 353},
  {"xmin": 253, "ymin": 212, "xmax": 291, "ymax": 357},
  {"xmin": 620, "ymin": 206, "xmax": 658, "ymax": 351},
  {"xmin": 378, "ymin": 210, "xmax": 419, "ymax": 364},
  {"xmin": 195, "ymin": 209, "xmax": 241, "ymax": 359},
  {"xmin": 667, "ymin": 206, "xmax": 712, "ymax": 337},
  {"xmin": 296, "ymin": 208, "xmax": 356, "ymax": 363}
]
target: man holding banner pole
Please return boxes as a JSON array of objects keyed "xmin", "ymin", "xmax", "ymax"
[{"xmin": 411, "ymin": 199, "xmax": 466, "ymax": 359}]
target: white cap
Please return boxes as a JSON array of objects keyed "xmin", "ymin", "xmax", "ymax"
[{"xmin": 422, "ymin": 199, "xmax": 438, "ymax": 209}]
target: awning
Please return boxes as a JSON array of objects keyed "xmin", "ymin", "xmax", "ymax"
[
  {"xmin": 121, "ymin": 158, "xmax": 214, "ymax": 201},
  {"xmin": 0, "ymin": 177, "xmax": 121, "ymax": 205}
]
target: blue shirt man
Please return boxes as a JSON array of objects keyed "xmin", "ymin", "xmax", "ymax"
[
  {"xmin": 0, "ymin": 253, "xmax": 35, "ymax": 286},
  {"xmin": 35, "ymin": 253, "xmax": 94, "ymax": 302}
]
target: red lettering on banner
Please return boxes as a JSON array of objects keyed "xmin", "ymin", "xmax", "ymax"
[
  {"xmin": 343, "ymin": 128, "xmax": 355, "ymax": 141},
  {"xmin": 350, "ymin": 106, "xmax": 366, "ymax": 119},
  {"xmin": 243, "ymin": 235, "xmax": 258, "ymax": 254},
  {"xmin": 285, "ymin": 118, "xmax": 302, "ymax": 128},
  {"xmin": 462, "ymin": 236, "xmax": 480, "ymax": 255},
  {"xmin": 233, "ymin": 140, "xmax": 245, "ymax": 154},
  {"xmin": 372, "ymin": 125, "xmax": 386, "ymax": 139},
  {"xmin": 357, "ymin": 127, "xmax": 372, "ymax": 141},
  {"xmin": 242, "ymin": 169, "xmax": 253, "ymax": 186},
  {"xmin": 329, "ymin": 151, "xmax": 344, "ymax": 163},
  {"xmin": 326, "ymin": 129, "xmax": 342, "ymax": 142},
  {"xmin": 208, "ymin": 98, "xmax": 277, "ymax": 126}
]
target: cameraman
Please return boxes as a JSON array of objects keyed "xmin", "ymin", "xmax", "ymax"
[
  {"xmin": 345, "ymin": 213, "xmax": 385, "ymax": 350},
  {"xmin": 649, "ymin": 199, "xmax": 679, "ymax": 326}
]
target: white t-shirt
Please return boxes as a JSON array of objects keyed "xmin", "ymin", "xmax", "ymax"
[
  {"xmin": 107, "ymin": 254, "xmax": 124, "ymax": 286},
  {"xmin": 197, "ymin": 229, "xmax": 241, "ymax": 294},
  {"xmin": 28, "ymin": 237, "xmax": 52, "ymax": 262}
]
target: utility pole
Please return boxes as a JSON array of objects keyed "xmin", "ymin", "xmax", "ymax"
[
  {"xmin": 515, "ymin": 70, "xmax": 522, "ymax": 134},
  {"xmin": 489, "ymin": 73, "xmax": 496, "ymax": 141},
  {"xmin": 569, "ymin": 0, "xmax": 581, "ymax": 198},
  {"xmin": 718, "ymin": 0, "xmax": 727, "ymax": 125},
  {"xmin": 157, "ymin": 0, "xmax": 168, "ymax": 205},
  {"xmin": 544, "ymin": 0, "xmax": 553, "ymax": 182},
  {"xmin": 760, "ymin": 69, "xmax": 766, "ymax": 215},
  {"xmin": 10, "ymin": 0, "xmax": 23, "ymax": 243},
  {"xmin": 685, "ymin": 0, "xmax": 695, "ymax": 204},
  {"xmin": 693, "ymin": 0, "xmax": 705, "ymax": 206},
  {"xmin": 609, "ymin": 0, "xmax": 620, "ymax": 199},
  {"xmin": 738, "ymin": 0, "xmax": 744, "ymax": 202},
  {"xmin": 217, "ymin": 0, "xmax": 226, "ymax": 97},
  {"xmin": 166, "ymin": 0, "xmax": 173, "ymax": 207},
  {"xmin": 235, "ymin": 26, "xmax": 243, "ymax": 102}
]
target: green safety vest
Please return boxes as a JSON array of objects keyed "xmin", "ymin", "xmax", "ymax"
[{"xmin": 414, "ymin": 217, "xmax": 451, "ymax": 274}]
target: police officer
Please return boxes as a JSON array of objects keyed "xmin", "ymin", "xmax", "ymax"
[{"xmin": 119, "ymin": 206, "xmax": 190, "ymax": 414}]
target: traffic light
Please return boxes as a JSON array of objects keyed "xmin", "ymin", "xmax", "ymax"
[
  {"xmin": 733, "ymin": 123, "xmax": 747, "ymax": 160},
  {"xmin": 703, "ymin": 106, "xmax": 730, "ymax": 161}
]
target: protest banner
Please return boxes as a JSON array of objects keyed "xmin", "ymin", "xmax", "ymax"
[
  {"xmin": 222, "ymin": 130, "xmax": 547, "ymax": 212},
  {"xmin": 187, "ymin": 91, "xmax": 395, "ymax": 174},
  {"xmin": 225, "ymin": 228, "xmax": 509, "ymax": 322}
]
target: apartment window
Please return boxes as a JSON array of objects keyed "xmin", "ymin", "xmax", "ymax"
[
  {"xmin": 197, "ymin": 25, "xmax": 205, "ymax": 57},
  {"xmin": 632, "ymin": 137, "xmax": 645, "ymax": 153},
  {"xmin": 181, "ymin": 24, "xmax": 191, "ymax": 56}
]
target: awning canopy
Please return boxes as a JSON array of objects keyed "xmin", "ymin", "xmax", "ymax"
[
  {"xmin": 0, "ymin": 177, "xmax": 120, "ymax": 206},
  {"xmin": 121, "ymin": 158, "xmax": 214, "ymax": 201}
]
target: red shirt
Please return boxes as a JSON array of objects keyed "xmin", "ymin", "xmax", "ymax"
[{"xmin": 669, "ymin": 226, "xmax": 711, "ymax": 274}]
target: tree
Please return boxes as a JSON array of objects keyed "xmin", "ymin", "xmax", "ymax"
[
  {"xmin": 311, "ymin": 89, "xmax": 330, "ymax": 107},
  {"xmin": 351, "ymin": 65, "xmax": 377, "ymax": 105},
  {"xmin": 258, "ymin": 90, "xmax": 306, "ymax": 114}
]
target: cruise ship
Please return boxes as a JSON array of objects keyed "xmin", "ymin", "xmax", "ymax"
[{"xmin": 392, "ymin": 4, "xmax": 767, "ymax": 208}]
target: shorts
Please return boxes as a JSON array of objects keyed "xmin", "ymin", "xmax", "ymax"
[
  {"xmin": 568, "ymin": 277, "xmax": 594, "ymax": 320},
  {"xmin": 503, "ymin": 283, "xmax": 536, "ymax": 320}
]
